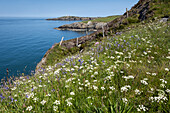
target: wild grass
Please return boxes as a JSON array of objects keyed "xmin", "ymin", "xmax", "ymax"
[
  {"xmin": 0, "ymin": 19, "xmax": 169, "ymax": 112},
  {"xmin": 82, "ymin": 15, "xmax": 120, "ymax": 23}
]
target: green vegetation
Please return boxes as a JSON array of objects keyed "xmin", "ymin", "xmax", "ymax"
[
  {"xmin": 82, "ymin": 15, "xmax": 120, "ymax": 23},
  {"xmin": 150, "ymin": 0, "xmax": 170, "ymax": 18},
  {"xmin": 46, "ymin": 44, "xmax": 79, "ymax": 66},
  {"xmin": 0, "ymin": 0, "xmax": 170, "ymax": 112},
  {"xmin": 0, "ymin": 19, "xmax": 169, "ymax": 112}
]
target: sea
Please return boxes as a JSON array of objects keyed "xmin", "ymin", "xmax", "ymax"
[{"xmin": 0, "ymin": 17, "xmax": 90, "ymax": 80}]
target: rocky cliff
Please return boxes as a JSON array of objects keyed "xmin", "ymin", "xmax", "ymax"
[{"xmin": 55, "ymin": 21, "xmax": 107, "ymax": 31}]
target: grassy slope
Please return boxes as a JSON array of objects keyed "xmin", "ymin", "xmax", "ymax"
[
  {"xmin": 0, "ymin": 0, "xmax": 170, "ymax": 112},
  {"xmin": 82, "ymin": 15, "xmax": 120, "ymax": 23},
  {"xmin": 0, "ymin": 19, "xmax": 169, "ymax": 112}
]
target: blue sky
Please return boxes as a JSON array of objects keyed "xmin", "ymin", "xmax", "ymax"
[{"xmin": 0, "ymin": 0, "xmax": 139, "ymax": 17}]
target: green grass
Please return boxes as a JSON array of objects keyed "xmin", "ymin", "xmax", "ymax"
[
  {"xmin": 0, "ymin": 19, "xmax": 169, "ymax": 112},
  {"xmin": 150, "ymin": 0, "xmax": 170, "ymax": 18},
  {"xmin": 82, "ymin": 15, "xmax": 120, "ymax": 23}
]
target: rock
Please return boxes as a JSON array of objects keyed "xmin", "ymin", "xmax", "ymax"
[{"xmin": 55, "ymin": 22, "xmax": 107, "ymax": 31}]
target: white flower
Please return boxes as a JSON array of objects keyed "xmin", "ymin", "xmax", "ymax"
[
  {"xmin": 40, "ymin": 100, "xmax": 46, "ymax": 105},
  {"xmin": 137, "ymin": 105, "xmax": 148, "ymax": 111},
  {"xmin": 87, "ymin": 96, "xmax": 91, "ymax": 99},
  {"xmin": 122, "ymin": 98, "xmax": 128, "ymax": 104},
  {"xmin": 143, "ymin": 52, "xmax": 147, "ymax": 55},
  {"xmin": 165, "ymin": 68, "xmax": 169, "ymax": 71},
  {"xmin": 26, "ymin": 106, "xmax": 33, "ymax": 111},
  {"xmin": 54, "ymin": 100, "xmax": 60, "ymax": 105},
  {"xmin": 33, "ymin": 97, "xmax": 38, "ymax": 103},
  {"xmin": 70, "ymin": 92, "xmax": 75, "ymax": 95},
  {"xmin": 160, "ymin": 79, "xmax": 167, "ymax": 84},
  {"xmin": 140, "ymin": 80, "xmax": 148, "ymax": 85},
  {"xmin": 91, "ymin": 75, "xmax": 94, "ymax": 78},
  {"xmin": 166, "ymin": 89, "xmax": 170, "ymax": 94},
  {"xmin": 109, "ymin": 86, "xmax": 115, "ymax": 90},
  {"xmin": 121, "ymin": 85, "xmax": 131, "ymax": 92},
  {"xmin": 11, "ymin": 87, "xmax": 17, "ymax": 91},
  {"xmin": 85, "ymin": 80, "xmax": 89, "ymax": 83},
  {"xmin": 93, "ymin": 85, "xmax": 98, "ymax": 90},
  {"xmin": 67, "ymin": 101, "xmax": 72, "ymax": 106},
  {"xmin": 160, "ymin": 84, "xmax": 166, "ymax": 88},
  {"xmin": 93, "ymin": 80, "xmax": 97, "ymax": 82},
  {"xmin": 79, "ymin": 87, "xmax": 83, "ymax": 90},
  {"xmin": 101, "ymin": 87, "xmax": 105, "ymax": 90},
  {"xmin": 152, "ymin": 73, "xmax": 157, "ymax": 76},
  {"xmin": 94, "ymin": 72, "xmax": 98, "ymax": 75},
  {"xmin": 135, "ymin": 89, "xmax": 141, "ymax": 95},
  {"xmin": 53, "ymin": 106, "xmax": 58, "ymax": 111},
  {"xmin": 46, "ymin": 94, "xmax": 51, "ymax": 97},
  {"xmin": 122, "ymin": 75, "xmax": 134, "ymax": 81}
]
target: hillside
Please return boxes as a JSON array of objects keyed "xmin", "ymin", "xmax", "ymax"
[{"xmin": 0, "ymin": 0, "xmax": 170, "ymax": 112}]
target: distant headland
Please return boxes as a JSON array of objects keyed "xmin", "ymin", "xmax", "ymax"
[{"xmin": 46, "ymin": 16, "xmax": 99, "ymax": 21}]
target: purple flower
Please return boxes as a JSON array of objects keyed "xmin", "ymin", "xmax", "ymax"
[
  {"xmin": 11, "ymin": 98, "xmax": 14, "ymax": 102},
  {"xmin": 95, "ymin": 42, "xmax": 99, "ymax": 46}
]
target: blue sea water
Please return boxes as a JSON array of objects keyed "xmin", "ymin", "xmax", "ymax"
[{"xmin": 0, "ymin": 17, "xmax": 89, "ymax": 80}]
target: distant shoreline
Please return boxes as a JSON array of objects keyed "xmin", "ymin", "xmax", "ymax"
[{"xmin": 46, "ymin": 16, "xmax": 99, "ymax": 21}]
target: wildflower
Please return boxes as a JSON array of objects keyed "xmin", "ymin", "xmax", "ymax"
[
  {"xmin": 54, "ymin": 100, "xmax": 60, "ymax": 105},
  {"xmin": 101, "ymin": 87, "xmax": 105, "ymax": 90},
  {"xmin": 40, "ymin": 100, "xmax": 46, "ymax": 105},
  {"xmin": 33, "ymin": 97, "xmax": 38, "ymax": 103},
  {"xmin": 122, "ymin": 98, "xmax": 128, "ymax": 104},
  {"xmin": 152, "ymin": 73, "xmax": 157, "ymax": 76},
  {"xmin": 11, "ymin": 87, "xmax": 17, "ymax": 91},
  {"xmin": 94, "ymin": 71, "xmax": 98, "ymax": 75},
  {"xmin": 165, "ymin": 89, "xmax": 170, "ymax": 94},
  {"xmin": 87, "ymin": 96, "xmax": 91, "ymax": 99},
  {"xmin": 140, "ymin": 80, "xmax": 148, "ymax": 85},
  {"xmin": 26, "ymin": 106, "xmax": 33, "ymax": 111},
  {"xmin": 143, "ymin": 51, "xmax": 147, "ymax": 55},
  {"xmin": 122, "ymin": 75, "xmax": 134, "ymax": 81},
  {"xmin": 160, "ymin": 79, "xmax": 167, "ymax": 84},
  {"xmin": 67, "ymin": 101, "xmax": 72, "ymax": 106},
  {"xmin": 70, "ymin": 92, "xmax": 75, "ymax": 95},
  {"xmin": 91, "ymin": 75, "xmax": 94, "ymax": 78},
  {"xmin": 135, "ymin": 89, "xmax": 141, "ymax": 95},
  {"xmin": 53, "ymin": 106, "xmax": 58, "ymax": 111},
  {"xmin": 46, "ymin": 94, "xmax": 51, "ymax": 97},
  {"xmin": 79, "ymin": 87, "xmax": 83, "ymax": 90},
  {"xmin": 93, "ymin": 85, "xmax": 98, "ymax": 90},
  {"xmin": 160, "ymin": 84, "xmax": 166, "ymax": 88},
  {"xmin": 121, "ymin": 85, "xmax": 131, "ymax": 92},
  {"xmin": 95, "ymin": 42, "xmax": 99, "ymax": 45},
  {"xmin": 109, "ymin": 86, "xmax": 115, "ymax": 90},
  {"xmin": 137, "ymin": 105, "xmax": 148, "ymax": 111},
  {"xmin": 165, "ymin": 68, "xmax": 169, "ymax": 71}
]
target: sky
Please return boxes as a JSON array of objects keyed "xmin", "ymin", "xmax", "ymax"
[{"xmin": 0, "ymin": 0, "xmax": 139, "ymax": 17}]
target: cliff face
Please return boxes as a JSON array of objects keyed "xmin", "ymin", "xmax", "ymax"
[
  {"xmin": 46, "ymin": 16, "xmax": 98, "ymax": 21},
  {"xmin": 108, "ymin": 0, "xmax": 153, "ymax": 28},
  {"xmin": 55, "ymin": 22, "xmax": 107, "ymax": 31}
]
